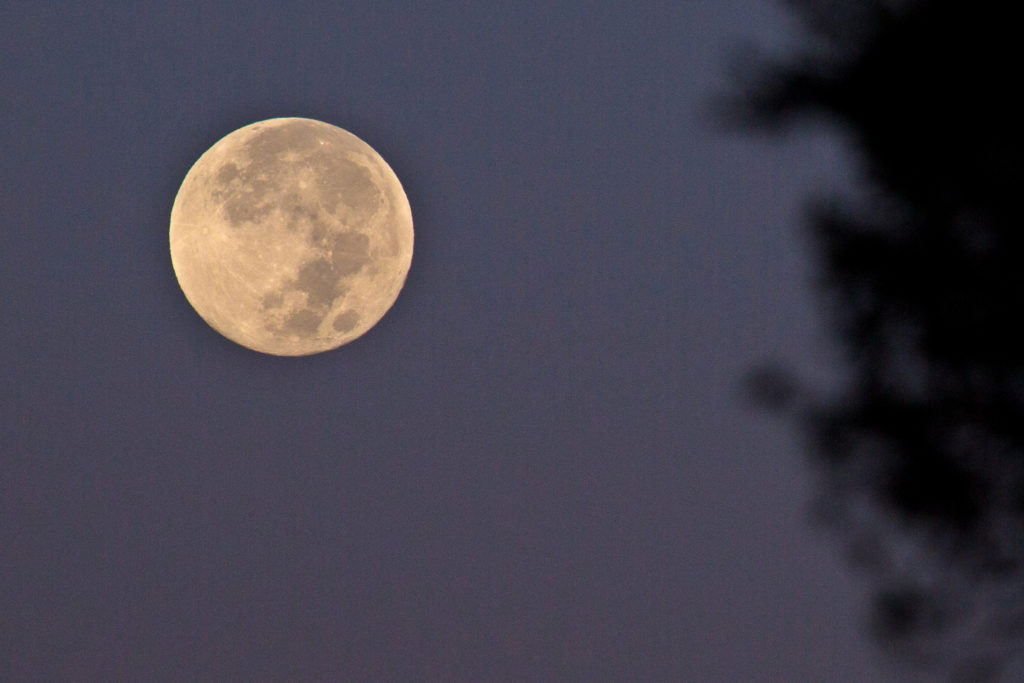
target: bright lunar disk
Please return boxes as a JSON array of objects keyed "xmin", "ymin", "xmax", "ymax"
[{"xmin": 169, "ymin": 117, "xmax": 413, "ymax": 355}]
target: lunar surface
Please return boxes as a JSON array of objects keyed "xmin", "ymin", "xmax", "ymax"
[{"xmin": 169, "ymin": 117, "xmax": 413, "ymax": 355}]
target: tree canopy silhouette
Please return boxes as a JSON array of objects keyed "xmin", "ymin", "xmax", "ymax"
[{"xmin": 734, "ymin": 1, "xmax": 1024, "ymax": 678}]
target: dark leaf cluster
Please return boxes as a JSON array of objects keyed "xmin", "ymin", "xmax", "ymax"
[{"xmin": 736, "ymin": 1, "xmax": 1024, "ymax": 678}]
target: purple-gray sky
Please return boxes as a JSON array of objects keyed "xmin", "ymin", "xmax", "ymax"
[{"xmin": 2, "ymin": 2, "xmax": 890, "ymax": 679}]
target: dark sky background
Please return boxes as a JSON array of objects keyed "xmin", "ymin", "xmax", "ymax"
[{"xmin": 2, "ymin": 2, "xmax": 891, "ymax": 680}]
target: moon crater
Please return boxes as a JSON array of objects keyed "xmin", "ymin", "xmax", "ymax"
[{"xmin": 170, "ymin": 117, "xmax": 413, "ymax": 355}]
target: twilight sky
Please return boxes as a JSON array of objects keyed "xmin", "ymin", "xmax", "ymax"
[{"xmin": 2, "ymin": 2, "xmax": 892, "ymax": 680}]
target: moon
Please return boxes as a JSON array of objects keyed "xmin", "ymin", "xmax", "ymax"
[{"xmin": 169, "ymin": 117, "xmax": 413, "ymax": 356}]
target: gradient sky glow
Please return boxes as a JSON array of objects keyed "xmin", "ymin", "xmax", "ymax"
[{"xmin": 2, "ymin": 2, "xmax": 890, "ymax": 680}]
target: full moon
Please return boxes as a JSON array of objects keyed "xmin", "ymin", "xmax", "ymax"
[{"xmin": 169, "ymin": 117, "xmax": 413, "ymax": 356}]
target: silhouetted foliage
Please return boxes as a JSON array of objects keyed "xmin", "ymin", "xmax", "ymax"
[{"xmin": 734, "ymin": 0, "xmax": 1024, "ymax": 678}]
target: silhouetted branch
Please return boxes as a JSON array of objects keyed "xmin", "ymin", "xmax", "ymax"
[{"xmin": 733, "ymin": 0, "xmax": 1024, "ymax": 678}]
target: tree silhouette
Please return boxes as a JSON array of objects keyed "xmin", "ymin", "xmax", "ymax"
[{"xmin": 732, "ymin": 1, "xmax": 1024, "ymax": 679}]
